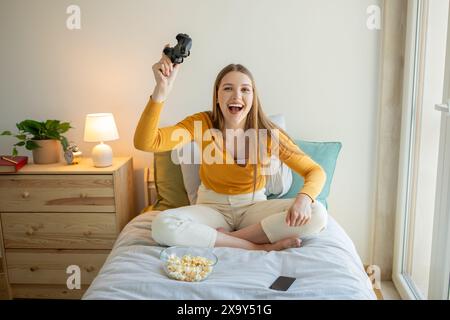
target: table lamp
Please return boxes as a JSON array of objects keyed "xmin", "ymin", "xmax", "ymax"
[{"xmin": 84, "ymin": 113, "xmax": 119, "ymax": 167}]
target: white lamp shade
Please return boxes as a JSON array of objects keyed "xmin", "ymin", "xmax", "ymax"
[{"xmin": 84, "ymin": 113, "xmax": 119, "ymax": 142}]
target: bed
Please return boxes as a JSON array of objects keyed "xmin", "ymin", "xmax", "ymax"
[
  {"xmin": 82, "ymin": 209, "xmax": 376, "ymax": 300},
  {"xmin": 82, "ymin": 145, "xmax": 376, "ymax": 300}
]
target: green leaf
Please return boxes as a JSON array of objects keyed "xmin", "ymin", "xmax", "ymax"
[
  {"xmin": 22, "ymin": 120, "xmax": 43, "ymax": 128},
  {"xmin": 14, "ymin": 141, "xmax": 26, "ymax": 147},
  {"xmin": 19, "ymin": 120, "xmax": 42, "ymax": 137},
  {"xmin": 14, "ymin": 134, "xmax": 27, "ymax": 140},
  {"xmin": 25, "ymin": 140, "xmax": 40, "ymax": 150},
  {"xmin": 44, "ymin": 133, "xmax": 60, "ymax": 140},
  {"xmin": 58, "ymin": 122, "xmax": 72, "ymax": 133},
  {"xmin": 1, "ymin": 130, "xmax": 12, "ymax": 136},
  {"xmin": 45, "ymin": 120, "xmax": 53, "ymax": 130},
  {"xmin": 12, "ymin": 147, "xmax": 18, "ymax": 156},
  {"xmin": 60, "ymin": 136, "xmax": 69, "ymax": 151},
  {"xmin": 45, "ymin": 120, "xmax": 59, "ymax": 131}
]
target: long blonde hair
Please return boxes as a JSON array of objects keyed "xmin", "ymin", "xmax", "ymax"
[{"xmin": 207, "ymin": 64, "xmax": 301, "ymax": 198}]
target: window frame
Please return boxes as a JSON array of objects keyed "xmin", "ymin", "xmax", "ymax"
[{"xmin": 393, "ymin": 0, "xmax": 450, "ymax": 300}]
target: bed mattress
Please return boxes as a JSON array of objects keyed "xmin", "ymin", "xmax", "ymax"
[{"xmin": 83, "ymin": 211, "xmax": 376, "ymax": 300}]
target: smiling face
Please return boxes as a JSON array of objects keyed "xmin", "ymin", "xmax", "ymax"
[{"xmin": 217, "ymin": 71, "xmax": 254, "ymax": 130}]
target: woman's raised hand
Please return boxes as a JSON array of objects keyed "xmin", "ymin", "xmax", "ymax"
[{"xmin": 151, "ymin": 44, "xmax": 181, "ymax": 102}]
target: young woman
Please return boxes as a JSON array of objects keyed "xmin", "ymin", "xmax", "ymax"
[{"xmin": 134, "ymin": 46, "xmax": 328, "ymax": 252}]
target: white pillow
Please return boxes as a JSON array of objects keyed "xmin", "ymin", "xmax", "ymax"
[
  {"xmin": 172, "ymin": 142, "xmax": 201, "ymax": 205},
  {"xmin": 173, "ymin": 114, "xmax": 293, "ymax": 204},
  {"xmin": 265, "ymin": 114, "xmax": 293, "ymax": 198}
]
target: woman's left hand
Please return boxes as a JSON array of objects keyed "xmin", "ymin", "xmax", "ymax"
[{"xmin": 285, "ymin": 193, "xmax": 313, "ymax": 227}]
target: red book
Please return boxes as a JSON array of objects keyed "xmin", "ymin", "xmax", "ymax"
[{"xmin": 0, "ymin": 156, "xmax": 28, "ymax": 173}]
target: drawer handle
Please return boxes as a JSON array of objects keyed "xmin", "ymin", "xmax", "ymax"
[
  {"xmin": 84, "ymin": 266, "xmax": 95, "ymax": 273},
  {"xmin": 26, "ymin": 228, "xmax": 34, "ymax": 236},
  {"xmin": 83, "ymin": 231, "xmax": 92, "ymax": 236},
  {"xmin": 29, "ymin": 266, "xmax": 38, "ymax": 272},
  {"xmin": 22, "ymin": 191, "xmax": 30, "ymax": 199},
  {"xmin": 80, "ymin": 193, "xmax": 88, "ymax": 198}
]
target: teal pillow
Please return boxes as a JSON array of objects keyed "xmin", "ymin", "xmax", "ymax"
[{"xmin": 268, "ymin": 140, "xmax": 342, "ymax": 209}]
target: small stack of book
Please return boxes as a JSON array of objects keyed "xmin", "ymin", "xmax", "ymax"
[{"xmin": 0, "ymin": 156, "xmax": 28, "ymax": 173}]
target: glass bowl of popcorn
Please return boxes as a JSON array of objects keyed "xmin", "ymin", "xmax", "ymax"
[{"xmin": 160, "ymin": 246, "xmax": 218, "ymax": 282}]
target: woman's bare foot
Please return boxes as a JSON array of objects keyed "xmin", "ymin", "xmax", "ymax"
[
  {"xmin": 262, "ymin": 237, "xmax": 302, "ymax": 251},
  {"xmin": 215, "ymin": 227, "xmax": 301, "ymax": 251}
]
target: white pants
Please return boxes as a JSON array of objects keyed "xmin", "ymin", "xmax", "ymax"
[{"xmin": 152, "ymin": 184, "xmax": 328, "ymax": 248}]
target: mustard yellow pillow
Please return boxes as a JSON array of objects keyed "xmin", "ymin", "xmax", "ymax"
[{"xmin": 152, "ymin": 151, "xmax": 190, "ymax": 211}]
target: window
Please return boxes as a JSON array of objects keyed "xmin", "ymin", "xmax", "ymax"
[{"xmin": 393, "ymin": 0, "xmax": 450, "ymax": 300}]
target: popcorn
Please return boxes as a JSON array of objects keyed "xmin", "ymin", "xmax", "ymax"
[{"xmin": 164, "ymin": 254, "xmax": 214, "ymax": 282}]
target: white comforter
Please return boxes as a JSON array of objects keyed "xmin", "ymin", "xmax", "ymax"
[{"xmin": 83, "ymin": 212, "xmax": 376, "ymax": 300}]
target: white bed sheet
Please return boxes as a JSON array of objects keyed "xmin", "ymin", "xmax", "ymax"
[{"xmin": 83, "ymin": 211, "xmax": 376, "ymax": 300}]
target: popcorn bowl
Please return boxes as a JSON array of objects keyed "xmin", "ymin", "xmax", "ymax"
[{"xmin": 160, "ymin": 246, "xmax": 218, "ymax": 282}]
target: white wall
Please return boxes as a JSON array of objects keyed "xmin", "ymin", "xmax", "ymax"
[{"xmin": 0, "ymin": 0, "xmax": 380, "ymax": 263}]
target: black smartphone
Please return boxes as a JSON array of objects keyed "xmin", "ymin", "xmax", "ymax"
[{"xmin": 269, "ymin": 276, "xmax": 296, "ymax": 291}]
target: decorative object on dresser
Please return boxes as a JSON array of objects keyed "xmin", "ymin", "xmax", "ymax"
[
  {"xmin": 0, "ymin": 157, "xmax": 135, "ymax": 299},
  {"xmin": 0, "ymin": 156, "xmax": 28, "ymax": 173},
  {"xmin": 1, "ymin": 119, "xmax": 72, "ymax": 164},
  {"xmin": 64, "ymin": 144, "xmax": 83, "ymax": 165},
  {"xmin": 83, "ymin": 113, "xmax": 119, "ymax": 168}
]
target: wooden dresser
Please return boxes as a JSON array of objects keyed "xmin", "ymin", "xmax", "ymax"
[{"xmin": 0, "ymin": 157, "xmax": 135, "ymax": 299}]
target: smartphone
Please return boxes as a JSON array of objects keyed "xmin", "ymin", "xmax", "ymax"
[{"xmin": 269, "ymin": 276, "xmax": 296, "ymax": 291}]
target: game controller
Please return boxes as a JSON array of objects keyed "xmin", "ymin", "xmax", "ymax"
[{"xmin": 163, "ymin": 33, "xmax": 192, "ymax": 64}]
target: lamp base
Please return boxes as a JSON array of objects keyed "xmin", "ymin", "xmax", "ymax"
[{"xmin": 91, "ymin": 142, "xmax": 113, "ymax": 167}]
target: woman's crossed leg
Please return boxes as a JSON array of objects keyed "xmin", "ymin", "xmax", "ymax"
[
  {"xmin": 151, "ymin": 204, "xmax": 301, "ymax": 251},
  {"xmin": 219, "ymin": 199, "xmax": 328, "ymax": 244}
]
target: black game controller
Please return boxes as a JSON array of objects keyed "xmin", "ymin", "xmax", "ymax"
[{"xmin": 163, "ymin": 33, "xmax": 192, "ymax": 64}]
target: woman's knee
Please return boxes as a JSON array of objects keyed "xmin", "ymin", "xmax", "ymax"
[{"xmin": 151, "ymin": 210, "xmax": 184, "ymax": 246}]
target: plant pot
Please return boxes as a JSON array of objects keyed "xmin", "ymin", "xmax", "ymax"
[{"xmin": 32, "ymin": 139, "xmax": 61, "ymax": 164}]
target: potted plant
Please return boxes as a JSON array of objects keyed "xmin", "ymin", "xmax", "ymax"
[{"xmin": 1, "ymin": 119, "xmax": 72, "ymax": 164}]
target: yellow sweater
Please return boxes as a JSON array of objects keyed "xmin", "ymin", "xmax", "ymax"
[{"xmin": 134, "ymin": 97, "xmax": 326, "ymax": 200}]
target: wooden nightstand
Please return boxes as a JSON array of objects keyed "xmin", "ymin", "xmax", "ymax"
[{"xmin": 0, "ymin": 157, "xmax": 135, "ymax": 299}]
